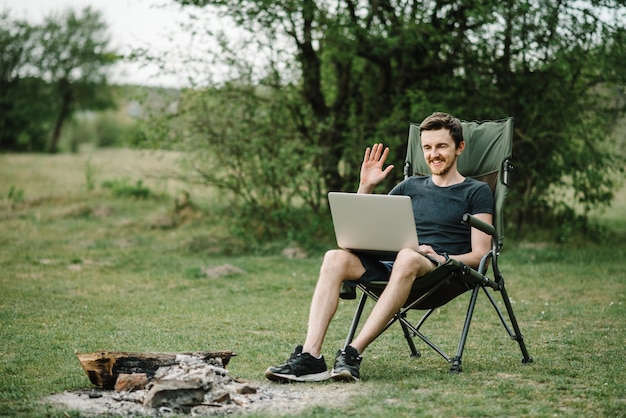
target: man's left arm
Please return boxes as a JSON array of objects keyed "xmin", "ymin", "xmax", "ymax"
[{"xmin": 446, "ymin": 213, "xmax": 493, "ymax": 269}]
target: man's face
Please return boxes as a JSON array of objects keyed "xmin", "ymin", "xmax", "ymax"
[{"xmin": 421, "ymin": 129, "xmax": 464, "ymax": 176}]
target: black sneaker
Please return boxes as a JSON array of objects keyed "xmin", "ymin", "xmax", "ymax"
[
  {"xmin": 331, "ymin": 345, "xmax": 362, "ymax": 382},
  {"xmin": 265, "ymin": 346, "xmax": 330, "ymax": 382}
]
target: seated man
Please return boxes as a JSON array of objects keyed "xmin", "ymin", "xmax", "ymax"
[{"xmin": 265, "ymin": 112, "xmax": 494, "ymax": 382}]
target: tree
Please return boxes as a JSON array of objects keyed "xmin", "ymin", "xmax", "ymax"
[
  {"xmin": 37, "ymin": 7, "xmax": 119, "ymax": 153},
  {"xmin": 0, "ymin": 12, "xmax": 51, "ymax": 151},
  {"xmin": 166, "ymin": 0, "xmax": 625, "ymax": 238},
  {"xmin": 457, "ymin": 0, "xmax": 626, "ymax": 231},
  {"xmin": 0, "ymin": 7, "xmax": 119, "ymax": 152}
]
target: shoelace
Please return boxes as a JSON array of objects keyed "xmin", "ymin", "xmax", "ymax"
[
  {"xmin": 281, "ymin": 350, "xmax": 301, "ymax": 366},
  {"xmin": 341, "ymin": 350, "xmax": 362, "ymax": 364}
]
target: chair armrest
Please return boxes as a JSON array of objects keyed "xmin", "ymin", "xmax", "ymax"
[{"xmin": 462, "ymin": 213, "xmax": 496, "ymax": 238}]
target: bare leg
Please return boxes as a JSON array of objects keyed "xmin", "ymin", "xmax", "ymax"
[
  {"xmin": 302, "ymin": 250, "xmax": 365, "ymax": 357},
  {"xmin": 350, "ymin": 249, "xmax": 435, "ymax": 354}
]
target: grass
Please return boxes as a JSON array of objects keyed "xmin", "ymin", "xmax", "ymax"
[{"xmin": 0, "ymin": 149, "xmax": 625, "ymax": 417}]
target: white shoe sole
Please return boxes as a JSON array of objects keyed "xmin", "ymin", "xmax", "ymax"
[
  {"xmin": 330, "ymin": 369, "xmax": 359, "ymax": 382},
  {"xmin": 265, "ymin": 369, "xmax": 330, "ymax": 382}
]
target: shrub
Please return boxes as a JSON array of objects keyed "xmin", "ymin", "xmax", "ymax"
[{"xmin": 101, "ymin": 179, "xmax": 151, "ymax": 199}]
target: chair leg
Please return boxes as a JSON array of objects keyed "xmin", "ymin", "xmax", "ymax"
[
  {"xmin": 450, "ymin": 286, "xmax": 481, "ymax": 373},
  {"xmin": 343, "ymin": 291, "xmax": 369, "ymax": 350},
  {"xmin": 499, "ymin": 283, "xmax": 534, "ymax": 364},
  {"xmin": 343, "ymin": 279, "xmax": 533, "ymax": 372},
  {"xmin": 483, "ymin": 287, "xmax": 514, "ymax": 335},
  {"xmin": 399, "ymin": 316, "xmax": 421, "ymax": 358},
  {"xmin": 483, "ymin": 283, "xmax": 533, "ymax": 365}
]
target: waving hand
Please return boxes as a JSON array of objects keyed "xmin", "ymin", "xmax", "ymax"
[{"xmin": 357, "ymin": 143, "xmax": 395, "ymax": 194}]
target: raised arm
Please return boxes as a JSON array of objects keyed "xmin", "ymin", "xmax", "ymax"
[{"xmin": 357, "ymin": 143, "xmax": 395, "ymax": 194}]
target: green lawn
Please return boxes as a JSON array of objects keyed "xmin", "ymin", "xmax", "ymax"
[{"xmin": 1, "ymin": 150, "xmax": 624, "ymax": 417}]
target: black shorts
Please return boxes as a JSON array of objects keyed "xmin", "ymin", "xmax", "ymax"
[
  {"xmin": 356, "ymin": 254, "xmax": 394, "ymax": 283},
  {"xmin": 347, "ymin": 252, "xmax": 439, "ymax": 286}
]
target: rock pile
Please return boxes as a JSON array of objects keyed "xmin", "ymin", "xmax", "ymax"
[
  {"xmin": 48, "ymin": 351, "xmax": 263, "ymax": 416},
  {"xmin": 46, "ymin": 350, "xmax": 362, "ymax": 416}
]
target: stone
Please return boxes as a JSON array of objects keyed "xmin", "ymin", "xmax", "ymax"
[
  {"xmin": 114, "ymin": 373, "xmax": 149, "ymax": 392},
  {"xmin": 143, "ymin": 379, "xmax": 205, "ymax": 410}
]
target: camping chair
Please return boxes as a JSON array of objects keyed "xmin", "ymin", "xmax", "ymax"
[{"xmin": 340, "ymin": 117, "xmax": 533, "ymax": 372}]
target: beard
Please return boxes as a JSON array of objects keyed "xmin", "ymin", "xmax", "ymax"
[{"xmin": 428, "ymin": 154, "xmax": 458, "ymax": 176}]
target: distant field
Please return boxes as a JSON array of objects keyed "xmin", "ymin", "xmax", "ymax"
[{"xmin": 0, "ymin": 147, "xmax": 214, "ymax": 203}]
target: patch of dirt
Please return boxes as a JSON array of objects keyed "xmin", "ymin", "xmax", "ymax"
[
  {"xmin": 202, "ymin": 264, "xmax": 246, "ymax": 278},
  {"xmin": 45, "ymin": 381, "xmax": 362, "ymax": 416}
]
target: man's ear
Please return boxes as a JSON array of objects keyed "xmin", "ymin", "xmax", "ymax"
[{"xmin": 456, "ymin": 140, "xmax": 465, "ymax": 155}]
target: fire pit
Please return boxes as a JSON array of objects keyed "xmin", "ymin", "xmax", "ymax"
[{"xmin": 44, "ymin": 350, "xmax": 361, "ymax": 416}]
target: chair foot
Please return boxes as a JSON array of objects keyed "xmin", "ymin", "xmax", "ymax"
[
  {"xmin": 449, "ymin": 358, "xmax": 462, "ymax": 373},
  {"xmin": 410, "ymin": 351, "xmax": 422, "ymax": 359},
  {"xmin": 522, "ymin": 356, "xmax": 534, "ymax": 364}
]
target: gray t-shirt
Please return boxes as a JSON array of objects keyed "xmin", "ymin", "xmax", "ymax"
[{"xmin": 389, "ymin": 176, "xmax": 494, "ymax": 255}]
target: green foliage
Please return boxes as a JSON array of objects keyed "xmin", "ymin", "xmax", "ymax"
[
  {"xmin": 101, "ymin": 179, "xmax": 151, "ymax": 199},
  {"xmin": 139, "ymin": 81, "xmax": 331, "ymax": 246},
  {"xmin": 84, "ymin": 159, "xmax": 96, "ymax": 191},
  {"xmin": 226, "ymin": 203, "xmax": 334, "ymax": 254},
  {"xmin": 92, "ymin": 112, "xmax": 137, "ymax": 148},
  {"xmin": 165, "ymin": 0, "xmax": 626, "ymax": 239},
  {"xmin": 64, "ymin": 117, "xmax": 96, "ymax": 152},
  {"xmin": 6, "ymin": 186, "xmax": 24, "ymax": 202},
  {"xmin": 0, "ymin": 7, "xmax": 118, "ymax": 153},
  {"xmin": 1, "ymin": 185, "xmax": 25, "ymax": 210},
  {"xmin": 0, "ymin": 12, "xmax": 54, "ymax": 151},
  {"xmin": 64, "ymin": 109, "xmax": 139, "ymax": 152},
  {"xmin": 38, "ymin": 7, "xmax": 119, "ymax": 153}
]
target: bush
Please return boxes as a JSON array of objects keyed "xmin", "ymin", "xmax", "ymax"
[
  {"xmin": 93, "ymin": 112, "xmax": 136, "ymax": 148},
  {"xmin": 101, "ymin": 179, "xmax": 151, "ymax": 199}
]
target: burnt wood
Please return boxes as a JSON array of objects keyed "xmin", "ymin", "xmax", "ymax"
[{"xmin": 76, "ymin": 351, "xmax": 236, "ymax": 389}]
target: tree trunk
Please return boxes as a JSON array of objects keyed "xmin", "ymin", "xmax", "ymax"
[{"xmin": 48, "ymin": 79, "xmax": 72, "ymax": 153}]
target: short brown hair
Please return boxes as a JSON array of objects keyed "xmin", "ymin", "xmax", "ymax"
[{"xmin": 419, "ymin": 112, "xmax": 464, "ymax": 147}]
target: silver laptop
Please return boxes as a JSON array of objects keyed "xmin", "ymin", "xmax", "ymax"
[{"xmin": 328, "ymin": 192, "xmax": 419, "ymax": 259}]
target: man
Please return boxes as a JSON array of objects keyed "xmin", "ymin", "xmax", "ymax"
[{"xmin": 265, "ymin": 112, "xmax": 494, "ymax": 382}]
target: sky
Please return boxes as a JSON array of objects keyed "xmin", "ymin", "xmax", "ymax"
[{"xmin": 1, "ymin": 0, "xmax": 207, "ymax": 87}]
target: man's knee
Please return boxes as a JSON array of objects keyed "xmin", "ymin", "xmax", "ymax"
[
  {"xmin": 322, "ymin": 249, "xmax": 353, "ymax": 270},
  {"xmin": 393, "ymin": 248, "xmax": 431, "ymax": 279},
  {"xmin": 395, "ymin": 248, "xmax": 422, "ymax": 265},
  {"xmin": 320, "ymin": 249, "xmax": 363, "ymax": 279}
]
